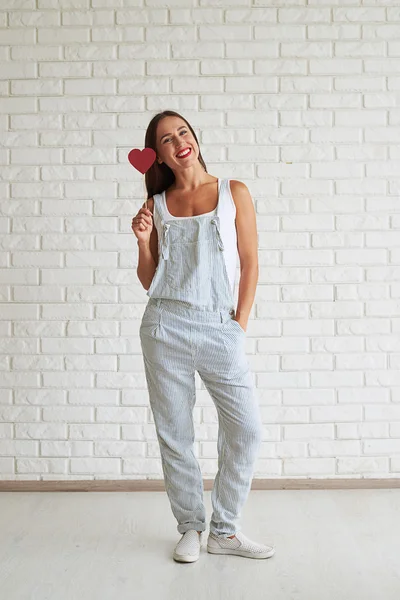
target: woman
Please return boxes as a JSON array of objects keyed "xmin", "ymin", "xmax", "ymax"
[{"xmin": 132, "ymin": 110, "xmax": 275, "ymax": 563}]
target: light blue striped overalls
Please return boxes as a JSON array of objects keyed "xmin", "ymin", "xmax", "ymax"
[{"xmin": 139, "ymin": 179, "xmax": 263, "ymax": 538}]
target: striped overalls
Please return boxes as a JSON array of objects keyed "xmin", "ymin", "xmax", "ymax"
[{"xmin": 139, "ymin": 184, "xmax": 263, "ymax": 538}]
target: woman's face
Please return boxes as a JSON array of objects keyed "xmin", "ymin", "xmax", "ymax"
[{"xmin": 156, "ymin": 117, "xmax": 199, "ymax": 171}]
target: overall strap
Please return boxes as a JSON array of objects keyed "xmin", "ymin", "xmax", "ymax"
[
  {"xmin": 156, "ymin": 190, "xmax": 171, "ymax": 224},
  {"xmin": 152, "ymin": 192, "xmax": 165, "ymax": 224},
  {"xmin": 211, "ymin": 217, "xmax": 224, "ymax": 250}
]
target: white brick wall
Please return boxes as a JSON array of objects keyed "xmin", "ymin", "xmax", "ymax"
[{"xmin": 1, "ymin": 0, "xmax": 400, "ymax": 481}]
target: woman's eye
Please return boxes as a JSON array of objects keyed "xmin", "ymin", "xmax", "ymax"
[{"xmin": 164, "ymin": 130, "xmax": 187, "ymax": 143}]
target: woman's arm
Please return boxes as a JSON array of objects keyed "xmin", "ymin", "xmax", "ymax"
[{"xmin": 230, "ymin": 181, "xmax": 259, "ymax": 332}]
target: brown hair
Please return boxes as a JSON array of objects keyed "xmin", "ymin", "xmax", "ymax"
[{"xmin": 143, "ymin": 110, "xmax": 208, "ymax": 200}]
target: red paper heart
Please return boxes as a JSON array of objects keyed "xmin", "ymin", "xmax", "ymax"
[{"xmin": 128, "ymin": 147, "xmax": 156, "ymax": 174}]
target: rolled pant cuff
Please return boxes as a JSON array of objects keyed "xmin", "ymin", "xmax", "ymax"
[{"xmin": 178, "ymin": 521, "xmax": 206, "ymax": 534}]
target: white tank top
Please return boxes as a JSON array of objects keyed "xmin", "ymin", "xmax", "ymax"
[{"xmin": 152, "ymin": 178, "xmax": 238, "ymax": 293}]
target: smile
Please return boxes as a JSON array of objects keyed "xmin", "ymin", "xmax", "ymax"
[{"xmin": 176, "ymin": 148, "xmax": 191, "ymax": 158}]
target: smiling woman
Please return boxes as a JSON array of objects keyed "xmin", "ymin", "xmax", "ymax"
[
  {"xmin": 130, "ymin": 110, "xmax": 273, "ymax": 563},
  {"xmin": 141, "ymin": 111, "xmax": 208, "ymax": 198}
]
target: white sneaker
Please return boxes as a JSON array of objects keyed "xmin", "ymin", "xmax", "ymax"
[
  {"xmin": 173, "ymin": 530, "xmax": 202, "ymax": 563},
  {"xmin": 207, "ymin": 531, "xmax": 275, "ymax": 559}
]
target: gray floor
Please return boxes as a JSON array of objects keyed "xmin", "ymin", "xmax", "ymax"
[{"xmin": 0, "ymin": 489, "xmax": 399, "ymax": 600}]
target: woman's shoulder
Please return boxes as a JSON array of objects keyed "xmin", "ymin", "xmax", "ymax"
[
  {"xmin": 227, "ymin": 180, "xmax": 251, "ymax": 208},
  {"xmin": 227, "ymin": 180, "xmax": 255, "ymax": 226},
  {"xmin": 228, "ymin": 179, "xmax": 248, "ymax": 198}
]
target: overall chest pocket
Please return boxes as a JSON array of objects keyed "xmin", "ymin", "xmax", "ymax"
[{"xmin": 165, "ymin": 240, "xmax": 205, "ymax": 292}]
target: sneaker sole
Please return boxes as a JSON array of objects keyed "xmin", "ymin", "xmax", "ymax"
[
  {"xmin": 173, "ymin": 551, "xmax": 200, "ymax": 563},
  {"xmin": 207, "ymin": 545, "xmax": 275, "ymax": 559}
]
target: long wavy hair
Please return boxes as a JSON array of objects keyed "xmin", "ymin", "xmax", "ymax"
[{"xmin": 143, "ymin": 110, "xmax": 208, "ymax": 200}]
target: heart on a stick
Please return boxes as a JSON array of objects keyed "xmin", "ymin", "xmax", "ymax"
[{"xmin": 128, "ymin": 147, "xmax": 156, "ymax": 174}]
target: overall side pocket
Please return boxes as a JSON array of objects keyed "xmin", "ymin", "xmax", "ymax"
[
  {"xmin": 230, "ymin": 318, "xmax": 246, "ymax": 335},
  {"xmin": 139, "ymin": 305, "xmax": 162, "ymax": 339}
]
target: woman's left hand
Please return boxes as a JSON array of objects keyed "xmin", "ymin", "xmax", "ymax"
[{"xmin": 234, "ymin": 318, "xmax": 247, "ymax": 333}]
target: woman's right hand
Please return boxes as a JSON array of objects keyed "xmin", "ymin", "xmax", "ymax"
[{"xmin": 131, "ymin": 207, "xmax": 153, "ymax": 244}]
